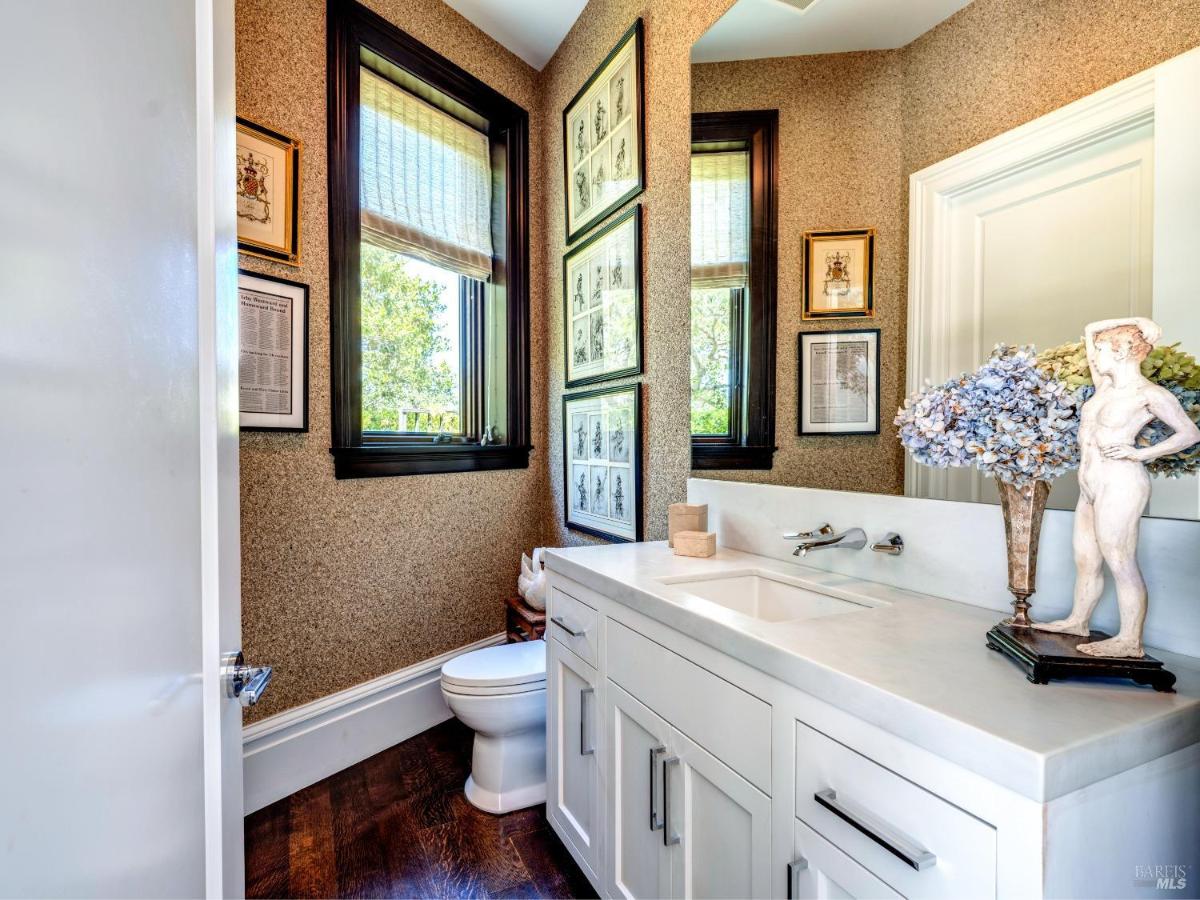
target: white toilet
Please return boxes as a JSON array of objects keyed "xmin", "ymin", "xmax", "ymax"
[{"xmin": 440, "ymin": 639, "xmax": 547, "ymax": 814}]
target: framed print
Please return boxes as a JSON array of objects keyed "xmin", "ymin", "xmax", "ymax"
[
  {"xmin": 563, "ymin": 383, "xmax": 642, "ymax": 542},
  {"xmin": 564, "ymin": 205, "xmax": 642, "ymax": 387},
  {"xmin": 238, "ymin": 270, "xmax": 308, "ymax": 432},
  {"xmin": 236, "ymin": 117, "xmax": 301, "ymax": 266},
  {"xmin": 562, "ymin": 19, "xmax": 644, "ymax": 244},
  {"xmin": 798, "ymin": 329, "xmax": 879, "ymax": 436},
  {"xmin": 802, "ymin": 228, "xmax": 874, "ymax": 319}
]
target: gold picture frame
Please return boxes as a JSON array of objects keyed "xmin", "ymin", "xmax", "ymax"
[
  {"xmin": 236, "ymin": 117, "xmax": 301, "ymax": 266},
  {"xmin": 802, "ymin": 228, "xmax": 874, "ymax": 319}
]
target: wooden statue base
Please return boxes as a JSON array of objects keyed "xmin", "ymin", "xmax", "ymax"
[{"xmin": 986, "ymin": 623, "xmax": 1176, "ymax": 692}]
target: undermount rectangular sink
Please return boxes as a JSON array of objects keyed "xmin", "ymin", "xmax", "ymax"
[{"xmin": 659, "ymin": 570, "xmax": 876, "ymax": 623}]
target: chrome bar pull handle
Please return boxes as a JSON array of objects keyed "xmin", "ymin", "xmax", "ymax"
[
  {"xmin": 551, "ymin": 615, "xmax": 585, "ymax": 637},
  {"xmin": 813, "ymin": 788, "xmax": 936, "ymax": 871},
  {"xmin": 662, "ymin": 756, "xmax": 681, "ymax": 846},
  {"xmin": 649, "ymin": 746, "xmax": 666, "ymax": 830},
  {"xmin": 580, "ymin": 687, "xmax": 595, "ymax": 756},
  {"xmin": 787, "ymin": 857, "xmax": 809, "ymax": 899}
]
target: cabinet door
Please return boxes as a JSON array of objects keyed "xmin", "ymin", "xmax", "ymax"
[
  {"xmin": 547, "ymin": 641, "xmax": 601, "ymax": 881},
  {"xmin": 666, "ymin": 726, "xmax": 772, "ymax": 899},
  {"xmin": 606, "ymin": 682, "xmax": 673, "ymax": 900},
  {"xmin": 790, "ymin": 818, "xmax": 900, "ymax": 899}
]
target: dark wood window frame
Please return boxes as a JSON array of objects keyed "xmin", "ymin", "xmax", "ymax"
[
  {"xmin": 327, "ymin": 0, "xmax": 531, "ymax": 478},
  {"xmin": 691, "ymin": 110, "xmax": 779, "ymax": 470}
]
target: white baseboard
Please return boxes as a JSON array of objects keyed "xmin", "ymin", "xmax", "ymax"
[{"xmin": 242, "ymin": 632, "xmax": 506, "ymax": 814}]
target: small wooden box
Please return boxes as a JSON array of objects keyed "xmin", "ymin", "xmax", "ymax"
[
  {"xmin": 672, "ymin": 530, "xmax": 716, "ymax": 558},
  {"xmin": 505, "ymin": 594, "xmax": 546, "ymax": 643},
  {"xmin": 668, "ymin": 503, "xmax": 708, "ymax": 548}
]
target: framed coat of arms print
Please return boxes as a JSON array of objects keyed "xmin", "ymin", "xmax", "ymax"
[
  {"xmin": 563, "ymin": 383, "xmax": 642, "ymax": 542},
  {"xmin": 236, "ymin": 117, "xmax": 301, "ymax": 266},
  {"xmin": 562, "ymin": 19, "xmax": 645, "ymax": 245},
  {"xmin": 802, "ymin": 228, "xmax": 874, "ymax": 319},
  {"xmin": 563, "ymin": 205, "xmax": 642, "ymax": 388}
]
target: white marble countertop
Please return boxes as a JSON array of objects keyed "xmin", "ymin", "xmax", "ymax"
[{"xmin": 544, "ymin": 541, "xmax": 1200, "ymax": 803}]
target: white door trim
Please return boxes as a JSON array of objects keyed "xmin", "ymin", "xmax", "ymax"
[
  {"xmin": 905, "ymin": 49, "xmax": 1200, "ymax": 501},
  {"xmin": 242, "ymin": 632, "xmax": 508, "ymax": 814}
]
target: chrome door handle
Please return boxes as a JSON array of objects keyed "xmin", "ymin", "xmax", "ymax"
[
  {"xmin": 580, "ymin": 687, "xmax": 595, "ymax": 756},
  {"xmin": 813, "ymin": 788, "xmax": 936, "ymax": 871},
  {"xmin": 649, "ymin": 746, "xmax": 666, "ymax": 830},
  {"xmin": 551, "ymin": 615, "xmax": 585, "ymax": 637},
  {"xmin": 662, "ymin": 755, "xmax": 681, "ymax": 846},
  {"xmin": 787, "ymin": 857, "xmax": 809, "ymax": 899},
  {"xmin": 221, "ymin": 651, "xmax": 273, "ymax": 707}
]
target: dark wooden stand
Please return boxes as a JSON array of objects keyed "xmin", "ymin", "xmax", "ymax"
[
  {"xmin": 986, "ymin": 623, "xmax": 1176, "ymax": 692},
  {"xmin": 505, "ymin": 594, "xmax": 546, "ymax": 643}
]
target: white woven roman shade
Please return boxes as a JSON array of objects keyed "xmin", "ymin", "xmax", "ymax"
[
  {"xmin": 690, "ymin": 151, "xmax": 749, "ymax": 289},
  {"xmin": 359, "ymin": 67, "xmax": 494, "ymax": 281}
]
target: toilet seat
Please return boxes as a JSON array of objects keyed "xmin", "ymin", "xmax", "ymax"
[{"xmin": 441, "ymin": 640, "xmax": 546, "ymax": 697}]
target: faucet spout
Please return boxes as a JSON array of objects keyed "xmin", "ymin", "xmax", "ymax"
[{"xmin": 785, "ymin": 525, "xmax": 867, "ymax": 556}]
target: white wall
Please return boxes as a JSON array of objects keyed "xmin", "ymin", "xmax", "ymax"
[{"xmin": 689, "ymin": 478, "xmax": 1200, "ymax": 659}]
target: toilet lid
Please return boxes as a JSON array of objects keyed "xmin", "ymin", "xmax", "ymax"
[{"xmin": 441, "ymin": 639, "xmax": 546, "ymax": 690}]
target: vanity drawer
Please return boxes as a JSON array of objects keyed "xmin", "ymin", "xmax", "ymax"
[
  {"xmin": 548, "ymin": 586, "xmax": 600, "ymax": 667},
  {"xmin": 795, "ymin": 722, "xmax": 996, "ymax": 899},
  {"xmin": 607, "ymin": 620, "xmax": 771, "ymax": 793}
]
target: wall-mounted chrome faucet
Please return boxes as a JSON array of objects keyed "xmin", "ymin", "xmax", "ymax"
[{"xmin": 783, "ymin": 524, "xmax": 867, "ymax": 557}]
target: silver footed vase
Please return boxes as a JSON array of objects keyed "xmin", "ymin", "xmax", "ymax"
[{"xmin": 997, "ymin": 479, "xmax": 1051, "ymax": 627}]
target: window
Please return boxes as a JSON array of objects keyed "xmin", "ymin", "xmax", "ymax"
[
  {"xmin": 690, "ymin": 111, "xmax": 778, "ymax": 469},
  {"xmin": 328, "ymin": 1, "xmax": 530, "ymax": 478}
]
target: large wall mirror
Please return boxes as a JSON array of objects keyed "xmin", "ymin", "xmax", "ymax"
[{"xmin": 690, "ymin": 0, "xmax": 1200, "ymax": 521}]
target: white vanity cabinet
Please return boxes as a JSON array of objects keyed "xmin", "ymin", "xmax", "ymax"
[{"xmin": 544, "ymin": 560, "xmax": 1199, "ymax": 900}]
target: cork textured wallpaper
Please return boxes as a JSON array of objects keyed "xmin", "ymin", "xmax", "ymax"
[
  {"xmin": 691, "ymin": 52, "xmax": 907, "ymax": 494},
  {"xmin": 235, "ymin": 0, "xmax": 1200, "ymax": 723},
  {"xmin": 235, "ymin": 0, "xmax": 552, "ymax": 721}
]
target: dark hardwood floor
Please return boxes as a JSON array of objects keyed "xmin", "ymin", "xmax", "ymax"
[{"xmin": 245, "ymin": 718, "xmax": 597, "ymax": 900}]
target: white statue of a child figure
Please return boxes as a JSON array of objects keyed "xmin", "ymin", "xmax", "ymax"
[{"xmin": 1034, "ymin": 318, "xmax": 1200, "ymax": 658}]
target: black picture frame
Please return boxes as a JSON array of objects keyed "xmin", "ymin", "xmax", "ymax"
[
  {"xmin": 562, "ymin": 204, "xmax": 643, "ymax": 388},
  {"xmin": 236, "ymin": 117, "xmax": 302, "ymax": 267},
  {"xmin": 238, "ymin": 268, "xmax": 309, "ymax": 433},
  {"xmin": 562, "ymin": 382, "xmax": 643, "ymax": 543},
  {"xmin": 561, "ymin": 18, "xmax": 645, "ymax": 246},
  {"xmin": 802, "ymin": 228, "xmax": 875, "ymax": 320},
  {"xmin": 797, "ymin": 328, "xmax": 881, "ymax": 436}
]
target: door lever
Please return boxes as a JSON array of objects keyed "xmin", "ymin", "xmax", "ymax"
[{"xmin": 221, "ymin": 650, "xmax": 274, "ymax": 707}]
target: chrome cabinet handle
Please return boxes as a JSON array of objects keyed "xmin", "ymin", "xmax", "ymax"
[
  {"xmin": 813, "ymin": 788, "xmax": 936, "ymax": 871},
  {"xmin": 787, "ymin": 857, "xmax": 809, "ymax": 899},
  {"xmin": 649, "ymin": 746, "xmax": 666, "ymax": 830},
  {"xmin": 551, "ymin": 615, "xmax": 585, "ymax": 637},
  {"xmin": 580, "ymin": 687, "xmax": 595, "ymax": 756},
  {"xmin": 662, "ymin": 756, "xmax": 681, "ymax": 846}
]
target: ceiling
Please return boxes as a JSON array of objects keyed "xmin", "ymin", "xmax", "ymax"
[
  {"xmin": 691, "ymin": 0, "xmax": 975, "ymax": 63},
  {"xmin": 442, "ymin": 0, "xmax": 588, "ymax": 70}
]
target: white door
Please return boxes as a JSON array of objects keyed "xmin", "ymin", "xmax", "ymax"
[
  {"xmin": 791, "ymin": 819, "xmax": 900, "ymax": 900},
  {"xmin": 606, "ymin": 683, "xmax": 673, "ymax": 900},
  {"xmin": 665, "ymin": 726, "xmax": 772, "ymax": 899},
  {"xmin": 547, "ymin": 640, "xmax": 602, "ymax": 880},
  {"xmin": 0, "ymin": 1, "xmax": 250, "ymax": 897}
]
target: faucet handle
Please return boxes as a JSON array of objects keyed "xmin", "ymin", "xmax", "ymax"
[
  {"xmin": 871, "ymin": 532, "xmax": 904, "ymax": 556},
  {"xmin": 782, "ymin": 523, "xmax": 833, "ymax": 540}
]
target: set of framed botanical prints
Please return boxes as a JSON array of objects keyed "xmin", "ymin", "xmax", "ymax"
[
  {"xmin": 561, "ymin": 20, "xmax": 646, "ymax": 542},
  {"xmin": 798, "ymin": 227, "xmax": 880, "ymax": 436}
]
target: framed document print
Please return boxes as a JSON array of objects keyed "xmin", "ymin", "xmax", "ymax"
[
  {"xmin": 798, "ymin": 329, "xmax": 879, "ymax": 436},
  {"xmin": 563, "ymin": 205, "xmax": 642, "ymax": 387},
  {"xmin": 563, "ymin": 383, "xmax": 642, "ymax": 542},
  {"xmin": 562, "ymin": 19, "xmax": 644, "ymax": 245},
  {"xmin": 238, "ymin": 270, "xmax": 308, "ymax": 432},
  {"xmin": 802, "ymin": 228, "xmax": 874, "ymax": 319},
  {"xmin": 236, "ymin": 117, "xmax": 301, "ymax": 266}
]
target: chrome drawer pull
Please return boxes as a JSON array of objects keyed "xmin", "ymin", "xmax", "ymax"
[
  {"xmin": 551, "ymin": 615, "xmax": 585, "ymax": 637},
  {"xmin": 649, "ymin": 746, "xmax": 666, "ymax": 830},
  {"xmin": 814, "ymin": 788, "xmax": 936, "ymax": 871},
  {"xmin": 787, "ymin": 857, "xmax": 809, "ymax": 899},
  {"xmin": 663, "ymin": 756, "xmax": 681, "ymax": 846},
  {"xmin": 580, "ymin": 687, "xmax": 595, "ymax": 756}
]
